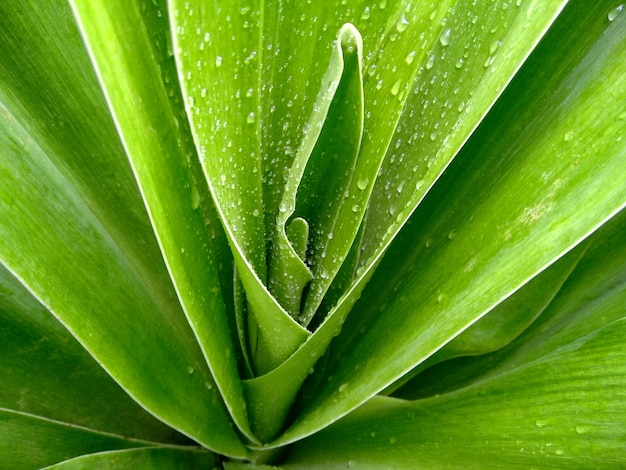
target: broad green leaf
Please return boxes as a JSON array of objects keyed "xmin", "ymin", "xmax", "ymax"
[
  {"xmin": 357, "ymin": 0, "xmax": 568, "ymax": 268},
  {"xmin": 283, "ymin": 209, "xmax": 626, "ymax": 467},
  {"xmin": 0, "ymin": 409, "xmax": 149, "ymax": 470},
  {"xmin": 273, "ymin": 0, "xmax": 626, "ymax": 446},
  {"xmin": 0, "ymin": 0, "xmax": 177, "ymax": 308},
  {"xmin": 285, "ymin": 321, "xmax": 626, "ymax": 467},
  {"xmin": 0, "ymin": 1, "xmax": 246, "ymax": 457},
  {"xmin": 396, "ymin": 206, "xmax": 626, "ymax": 401},
  {"xmin": 69, "ymin": 0, "xmax": 254, "ymax": 446},
  {"xmin": 171, "ymin": 0, "xmax": 310, "ymax": 376},
  {"xmin": 44, "ymin": 447, "xmax": 217, "ymax": 469},
  {"xmin": 239, "ymin": 0, "xmax": 572, "ymax": 445},
  {"xmin": 383, "ymin": 239, "xmax": 588, "ymax": 396},
  {"xmin": 0, "ymin": 265, "xmax": 184, "ymax": 443}
]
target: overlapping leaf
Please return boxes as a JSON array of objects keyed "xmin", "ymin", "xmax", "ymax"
[
  {"xmin": 284, "ymin": 208, "xmax": 626, "ymax": 467},
  {"xmin": 1, "ymin": 0, "xmax": 246, "ymax": 457},
  {"xmin": 0, "ymin": 0, "xmax": 624, "ymax": 466},
  {"xmin": 273, "ymin": 0, "xmax": 626, "ymax": 446},
  {"xmin": 0, "ymin": 265, "xmax": 185, "ymax": 443}
]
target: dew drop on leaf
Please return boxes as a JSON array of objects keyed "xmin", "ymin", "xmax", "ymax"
[
  {"xmin": 215, "ymin": 55, "xmax": 223, "ymax": 67},
  {"xmin": 425, "ymin": 54, "xmax": 436, "ymax": 69},
  {"xmin": 608, "ymin": 4, "xmax": 623, "ymax": 21},
  {"xmin": 246, "ymin": 112, "xmax": 256, "ymax": 124},
  {"xmin": 361, "ymin": 6, "xmax": 371, "ymax": 20},
  {"xmin": 405, "ymin": 50, "xmax": 416, "ymax": 65},
  {"xmin": 396, "ymin": 14, "xmax": 409, "ymax": 32},
  {"xmin": 191, "ymin": 185, "xmax": 200, "ymax": 209},
  {"xmin": 390, "ymin": 79, "xmax": 401, "ymax": 96},
  {"xmin": 439, "ymin": 28, "xmax": 451, "ymax": 46},
  {"xmin": 489, "ymin": 40, "xmax": 502, "ymax": 55}
]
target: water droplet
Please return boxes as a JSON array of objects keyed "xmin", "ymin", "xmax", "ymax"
[
  {"xmin": 390, "ymin": 79, "xmax": 402, "ymax": 96},
  {"xmin": 376, "ymin": 79, "xmax": 384, "ymax": 90},
  {"xmin": 396, "ymin": 14, "xmax": 409, "ymax": 32},
  {"xmin": 240, "ymin": 6, "xmax": 250, "ymax": 15},
  {"xmin": 352, "ymin": 204, "xmax": 360, "ymax": 212},
  {"xmin": 220, "ymin": 174, "xmax": 226, "ymax": 183},
  {"xmin": 187, "ymin": 366, "xmax": 195, "ymax": 374},
  {"xmin": 439, "ymin": 28, "xmax": 451, "ymax": 46},
  {"xmin": 608, "ymin": 4, "xmax": 623, "ymax": 21},
  {"xmin": 246, "ymin": 112, "xmax": 256, "ymax": 124},
  {"xmin": 405, "ymin": 50, "xmax": 416, "ymax": 64},
  {"xmin": 357, "ymin": 177, "xmax": 369, "ymax": 190},
  {"xmin": 191, "ymin": 185, "xmax": 200, "ymax": 209},
  {"xmin": 396, "ymin": 180, "xmax": 405, "ymax": 192},
  {"xmin": 279, "ymin": 202, "xmax": 287, "ymax": 213},
  {"xmin": 425, "ymin": 54, "xmax": 436, "ymax": 70},
  {"xmin": 379, "ymin": 0, "xmax": 387, "ymax": 10},
  {"xmin": 246, "ymin": 88, "xmax": 254, "ymax": 98},
  {"xmin": 575, "ymin": 424, "xmax": 592, "ymax": 435},
  {"xmin": 361, "ymin": 6, "xmax": 371, "ymax": 20},
  {"xmin": 437, "ymin": 292, "xmax": 445, "ymax": 302},
  {"xmin": 425, "ymin": 238, "xmax": 431, "ymax": 248},
  {"xmin": 535, "ymin": 419, "xmax": 548, "ymax": 428},
  {"xmin": 448, "ymin": 230, "xmax": 456, "ymax": 239},
  {"xmin": 389, "ymin": 437, "xmax": 397, "ymax": 444},
  {"xmin": 339, "ymin": 383, "xmax": 348, "ymax": 392},
  {"xmin": 455, "ymin": 57, "xmax": 464, "ymax": 69},
  {"xmin": 215, "ymin": 55, "xmax": 223, "ymax": 67},
  {"xmin": 489, "ymin": 40, "xmax": 501, "ymax": 55},
  {"xmin": 555, "ymin": 448, "xmax": 564, "ymax": 456},
  {"xmin": 563, "ymin": 130, "xmax": 574, "ymax": 142}
]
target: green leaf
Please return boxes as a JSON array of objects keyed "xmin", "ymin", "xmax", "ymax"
[
  {"xmin": 269, "ymin": 23, "xmax": 367, "ymax": 327},
  {"xmin": 0, "ymin": 265, "xmax": 185, "ymax": 443},
  {"xmin": 357, "ymin": 0, "xmax": 569, "ymax": 268},
  {"xmin": 397, "ymin": 205, "xmax": 626, "ymax": 401},
  {"xmin": 285, "ymin": 316, "xmax": 626, "ymax": 467},
  {"xmin": 236, "ymin": 0, "xmax": 572, "ymax": 446},
  {"xmin": 170, "ymin": 0, "xmax": 310, "ymax": 376},
  {"xmin": 0, "ymin": 0, "xmax": 246, "ymax": 457},
  {"xmin": 274, "ymin": 0, "xmax": 626, "ymax": 446},
  {"xmin": 384, "ymin": 238, "xmax": 588, "ymax": 396},
  {"xmin": 283, "ymin": 208, "xmax": 626, "ymax": 467},
  {"xmin": 0, "ymin": 409, "xmax": 149, "ymax": 470},
  {"xmin": 69, "ymin": 0, "xmax": 254, "ymax": 446},
  {"xmin": 44, "ymin": 447, "xmax": 217, "ymax": 469}
]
